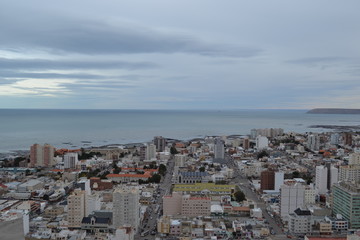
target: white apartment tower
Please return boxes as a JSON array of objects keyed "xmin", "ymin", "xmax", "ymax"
[
  {"xmin": 214, "ymin": 137, "xmax": 225, "ymax": 159},
  {"xmin": 315, "ymin": 165, "xmax": 328, "ymax": 195},
  {"xmin": 174, "ymin": 154, "xmax": 187, "ymax": 167},
  {"xmin": 145, "ymin": 143, "xmax": 156, "ymax": 160},
  {"xmin": 280, "ymin": 182, "xmax": 305, "ymax": 218},
  {"xmin": 307, "ymin": 134, "xmax": 320, "ymax": 151},
  {"xmin": 274, "ymin": 172, "xmax": 285, "ymax": 192},
  {"xmin": 64, "ymin": 152, "xmax": 78, "ymax": 169},
  {"xmin": 256, "ymin": 136, "xmax": 269, "ymax": 150},
  {"xmin": 113, "ymin": 186, "xmax": 140, "ymax": 231},
  {"xmin": 331, "ymin": 133, "xmax": 340, "ymax": 145}
]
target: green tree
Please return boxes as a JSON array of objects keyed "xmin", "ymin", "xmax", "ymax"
[
  {"xmin": 113, "ymin": 168, "xmax": 121, "ymax": 174},
  {"xmin": 170, "ymin": 146, "xmax": 178, "ymax": 155},
  {"xmin": 149, "ymin": 161, "xmax": 157, "ymax": 169},
  {"xmin": 292, "ymin": 171, "xmax": 300, "ymax": 178},
  {"xmin": 257, "ymin": 150, "xmax": 269, "ymax": 159},
  {"xmin": 149, "ymin": 174, "xmax": 161, "ymax": 183},
  {"xmin": 199, "ymin": 166, "xmax": 205, "ymax": 172},
  {"xmin": 159, "ymin": 164, "xmax": 167, "ymax": 176},
  {"xmin": 234, "ymin": 190, "xmax": 246, "ymax": 202}
]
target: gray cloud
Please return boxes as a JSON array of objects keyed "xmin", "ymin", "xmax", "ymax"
[
  {"xmin": 0, "ymin": 70, "xmax": 151, "ymax": 83},
  {"xmin": 59, "ymin": 82, "xmax": 137, "ymax": 91},
  {"xmin": 286, "ymin": 57, "xmax": 348, "ymax": 66},
  {"xmin": 0, "ymin": 11, "xmax": 261, "ymax": 58},
  {"xmin": 0, "ymin": 58, "xmax": 157, "ymax": 71}
]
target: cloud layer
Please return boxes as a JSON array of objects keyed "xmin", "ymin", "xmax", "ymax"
[{"xmin": 0, "ymin": 0, "xmax": 360, "ymax": 109}]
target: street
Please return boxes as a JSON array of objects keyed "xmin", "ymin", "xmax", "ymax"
[
  {"xmin": 135, "ymin": 156, "xmax": 175, "ymax": 240},
  {"xmin": 226, "ymin": 155, "xmax": 286, "ymax": 237}
]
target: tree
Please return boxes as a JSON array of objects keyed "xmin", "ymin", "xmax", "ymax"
[
  {"xmin": 234, "ymin": 190, "xmax": 246, "ymax": 202},
  {"xmin": 149, "ymin": 174, "xmax": 161, "ymax": 183},
  {"xmin": 149, "ymin": 161, "xmax": 157, "ymax": 169},
  {"xmin": 199, "ymin": 166, "xmax": 205, "ymax": 172},
  {"xmin": 159, "ymin": 164, "xmax": 167, "ymax": 176},
  {"xmin": 257, "ymin": 150, "xmax": 269, "ymax": 159},
  {"xmin": 113, "ymin": 168, "xmax": 121, "ymax": 174},
  {"xmin": 292, "ymin": 171, "xmax": 300, "ymax": 178},
  {"xmin": 170, "ymin": 146, "xmax": 178, "ymax": 155}
]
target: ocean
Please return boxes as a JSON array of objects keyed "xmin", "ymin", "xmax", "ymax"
[{"xmin": 0, "ymin": 109, "xmax": 359, "ymax": 154}]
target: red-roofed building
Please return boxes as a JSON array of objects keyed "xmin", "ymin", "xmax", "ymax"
[
  {"xmin": 106, "ymin": 172, "xmax": 152, "ymax": 183},
  {"xmin": 90, "ymin": 177, "xmax": 113, "ymax": 191}
]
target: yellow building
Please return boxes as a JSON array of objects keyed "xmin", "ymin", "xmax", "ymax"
[{"xmin": 173, "ymin": 183, "xmax": 235, "ymax": 196}]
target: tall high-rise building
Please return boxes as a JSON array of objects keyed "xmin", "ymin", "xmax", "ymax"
[
  {"xmin": 260, "ymin": 170, "xmax": 275, "ymax": 192},
  {"xmin": 145, "ymin": 143, "xmax": 156, "ymax": 160},
  {"xmin": 113, "ymin": 186, "xmax": 140, "ymax": 231},
  {"xmin": 153, "ymin": 136, "xmax": 166, "ymax": 152},
  {"xmin": 139, "ymin": 145, "xmax": 146, "ymax": 161},
  {"xmin": 214, "ymin": 137, "xmax": 225, "ymax": 159},
  {"xmin": 315, "ymin": 164, "xmax": 338, "ymax": 194},
  {"xmin": 174, "ymin": 154, "xmax": 186, "ymax": 167},
  {"xmin": 256, "ymin": 136, "xmax": 269, "ymax": 150},
  {"xmin": 307, "ymin": 134, "xmax": 320, "ymax": 151},
  {"xmin": 29, "ymin": 143, "xmax": 55, "ymax": 167},
  {"xmin": 68, "ymin": 190, "xmax": 86, "ymax": 228},
  {"xmin": 280, "ymin": 182, "xmax": 305, "ymax": 218},
  {"xmin": 274, "ymin": 172, "xmax": 285, "ymax": 192},
  {"xmin": 330, "ymin": 133, "xmax": 340, "ymax": 145},
  {"xmin": 315, "ymin": 165, "xmax": 328, "ymax": 195},
  {"xmin": 339, "ymin": 153, "xmax": 360, "ymax": 182},
  {"xmin": 332, "ymin": 182, "xmax": 360, "ymax": 229},
  {"xmin": 242, "ymin": 137, "xmax": 250, "ymax": 150},
  {"xmin": 343, "ymin": 133, "xmax": 353, "ymax": 146},
  {"xmin": 64, "ymin": 152, "xmax": 78, "ymax": 169}
]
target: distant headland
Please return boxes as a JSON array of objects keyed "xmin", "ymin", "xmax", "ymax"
[{"xmin": 307, "ymin": 108, "xmax": 360, "ymax": 114}]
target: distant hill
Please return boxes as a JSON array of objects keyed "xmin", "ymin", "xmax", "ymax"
[{"xmin": 307, "ymin": 108, "xmax": 360, "ymax": 114}]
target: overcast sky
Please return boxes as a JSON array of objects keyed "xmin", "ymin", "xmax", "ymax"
[{"xmin": 1, "ymin": 0, "xmax": 360, "ymax": 109}]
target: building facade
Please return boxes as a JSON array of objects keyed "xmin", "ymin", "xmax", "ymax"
[
  {"xmin": 280, "ymin": 182, "xmax": 305, "ymax": 218},
  {"xmin": 68, "ymin": 190, "xmax": 86, "ymax": 228},
  {"xmin": 332, "ymin": 182, "xmax": 360, "ymax": 229},
  {"xmin": 113, "ymin": 186, "xmax": 140, "ymax": 231},
  {"xmin": 29, "ymin": 143, "xmax": 55, "ymax": 167}
]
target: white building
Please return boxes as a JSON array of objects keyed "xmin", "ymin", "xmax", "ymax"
[
  {"xmin": 86, "ymin": 193, "xmax": 101, "ymax": 216},
  {"xmin": 330, "ymin": 165, "xmax": 339, "ymax": 188},
  {"xmin": 315, "ymin": 165, "xmax": 328, "ymax": 195},
  {"xmin": 307, "ymin": 134, "xmax": 320, "ymax": 151},
  {"xmin": 256, "ymin": 136, "xmax": 269, "ymax": 150},
  {"xmin": 174, "ymin": 154, "xmax": 186, "ymax": 167},
  {"xmin": 214, "ymin": 137, "xmax": 225, "ymax": 159},
  {"xmin": 349, "ymin": 153, "xmax": 360, "ymax": 165},
  {"xmin": 274, "ymin": 172, "xmax": 284, "ymax": 192},
  {"xmin": 280, "ymin": 182, "xmax": 305, "ymax": 218},
  {"xmin": 304, "ymin": 185, "xmax": 316, "ymax": 205},
  {"xmin": 111, "ymin": 225, "xmax": 134, "ymax": 240},
  {"xmin": 330, "ymin": 133, "xmax": 340, "ymax": 145},
  {"xmin": 212, "ymin": 173, "xmax": 225, "ymax": 183},
  {"xmin": 288, "ymin": 208, "xmax": 312, "ymax": 235},
  {"xmin": 145, "ymin": 143, "xmax": 156, "ymax": 160},
  {"xmin": 64, "ymin": 153, "xmax": 78, "ymax": 169},
  {"xmin": 113, "ymin": 186, "xmax": 140, "ymax": 231}
]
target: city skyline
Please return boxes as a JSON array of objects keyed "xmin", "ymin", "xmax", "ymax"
[{"xmin": 1, "ymin": 0, "xmax": 360, "ymax": 109}]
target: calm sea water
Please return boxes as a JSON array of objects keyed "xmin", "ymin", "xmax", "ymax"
[{"xmin": 0, "ymin": 109, "xmax": 359, "ymax": 153}]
